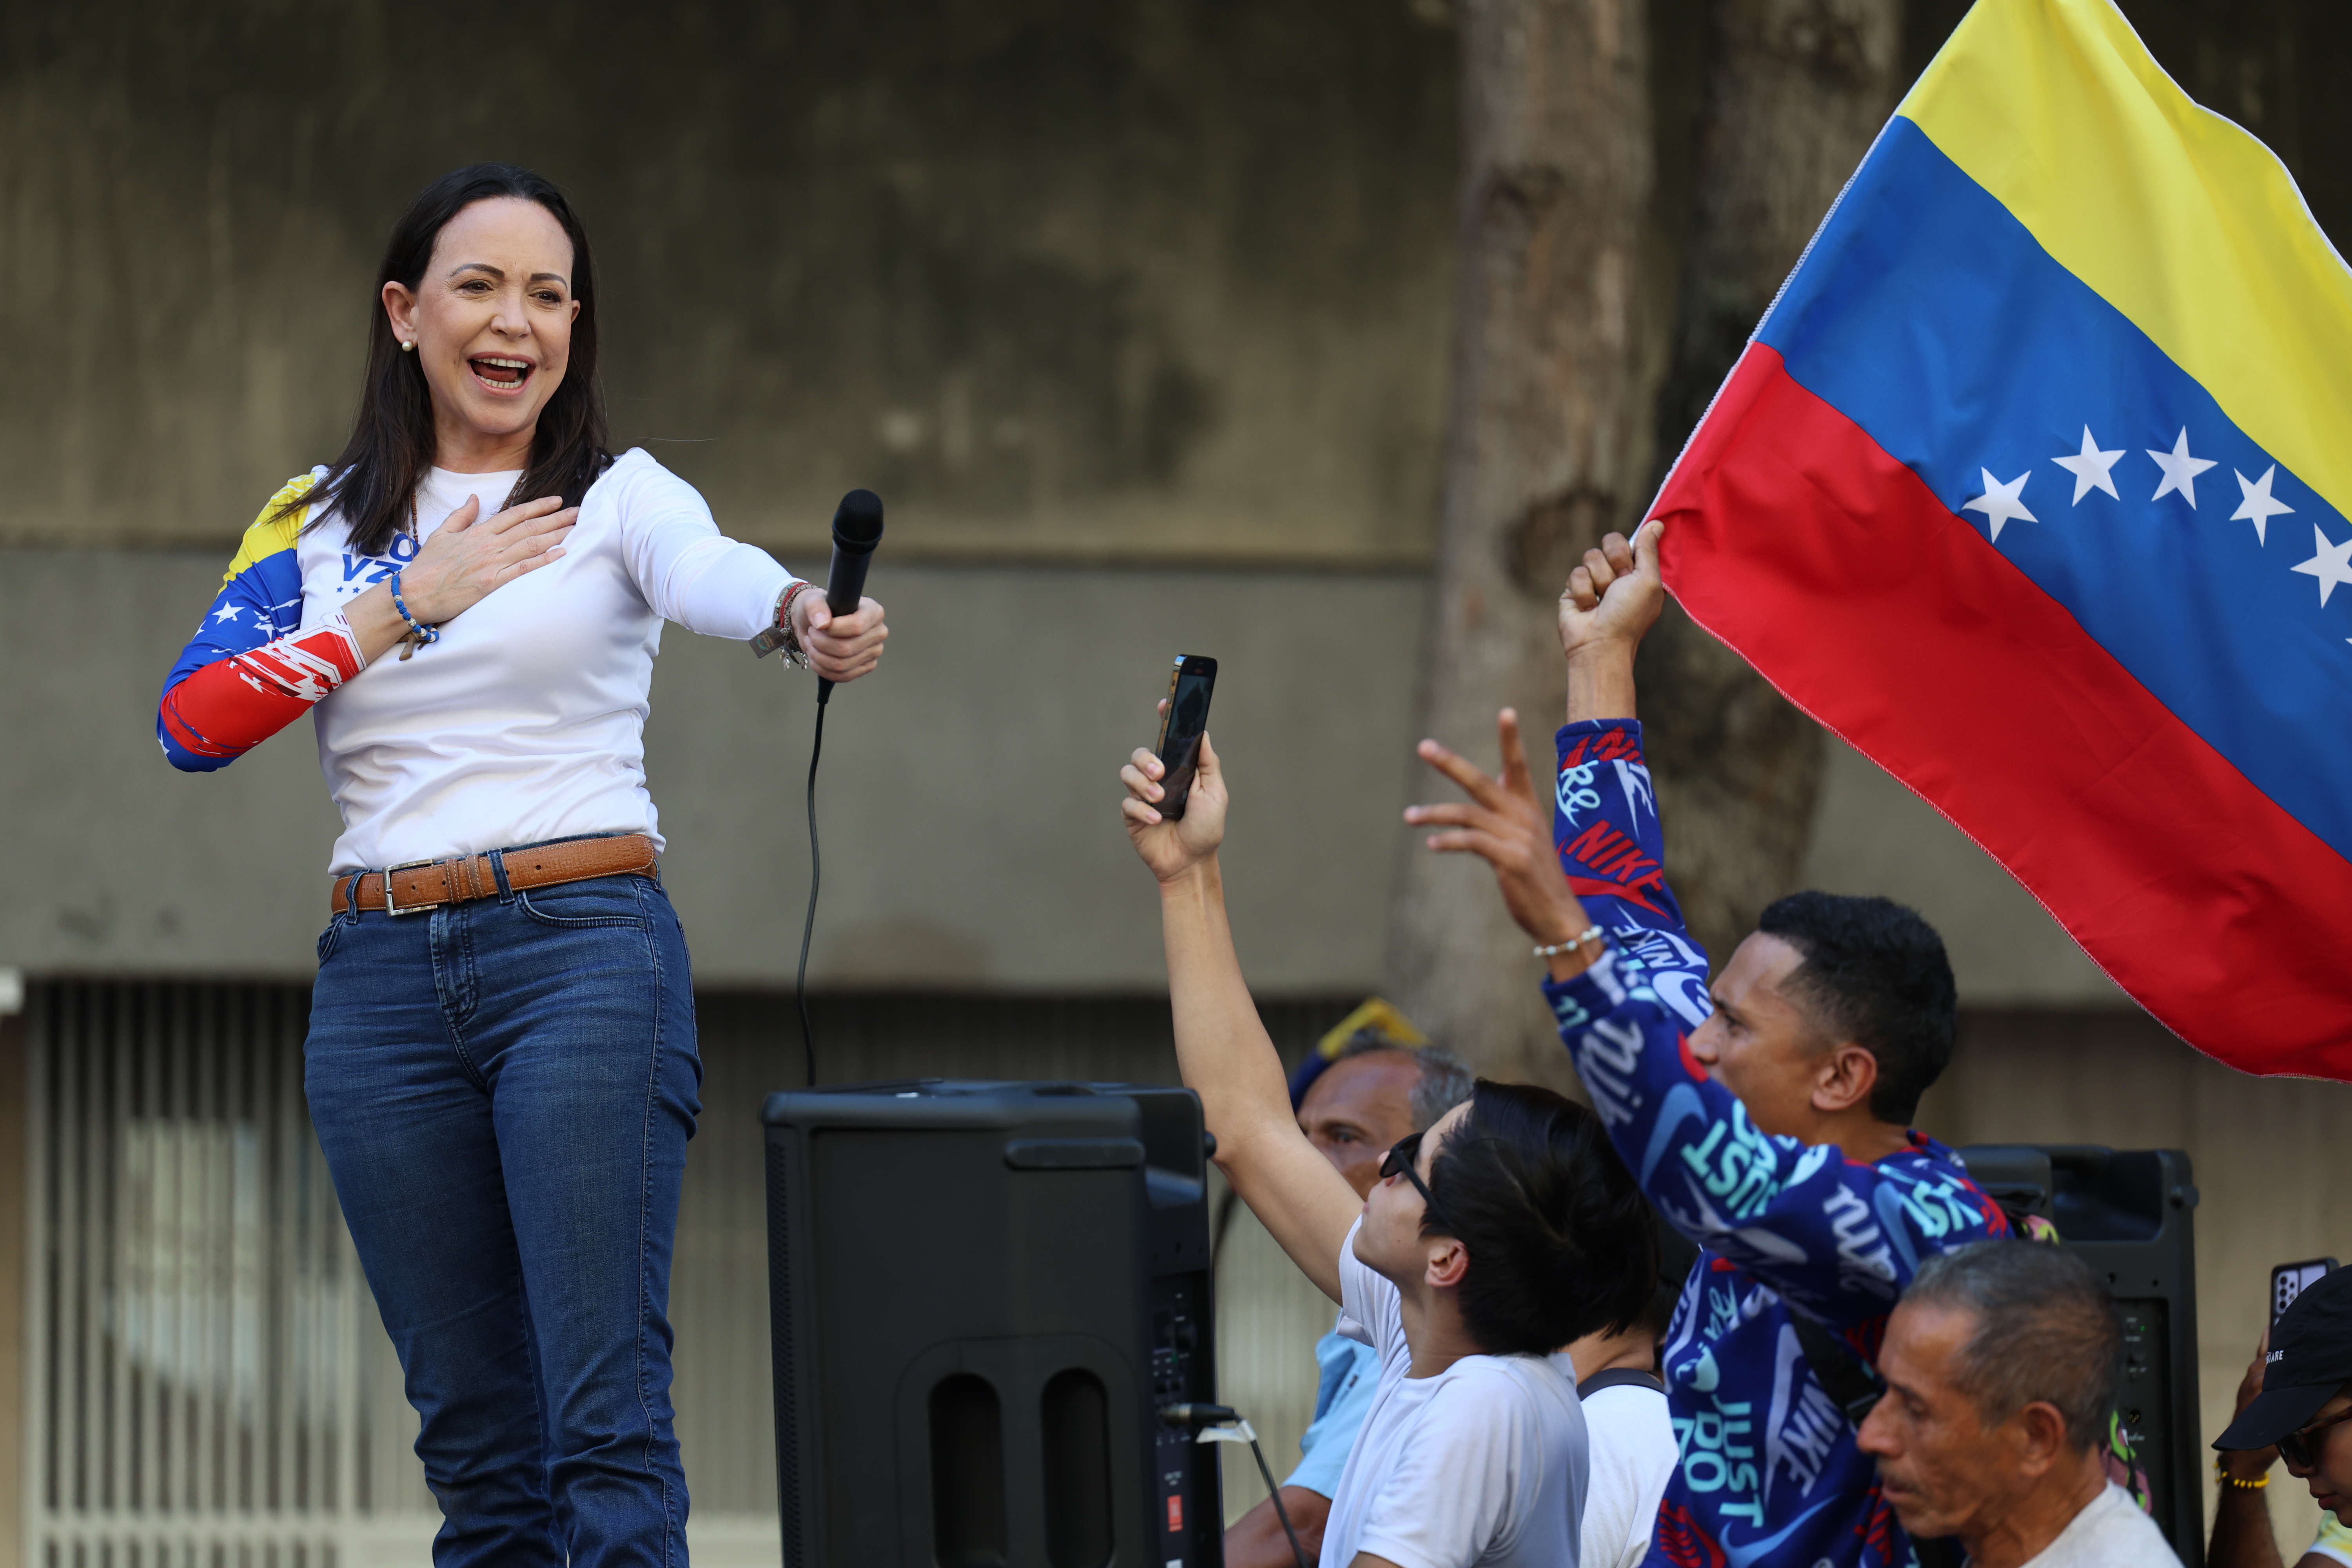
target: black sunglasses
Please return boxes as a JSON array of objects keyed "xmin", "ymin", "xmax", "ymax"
[
  {"xmin": 1380, "ymin": 1132, "xmax": 1455, "ymax": 1234},
  {"xmin": 2281, "ymin": 1406, "xmax": 2352, "ymax": 1469}
]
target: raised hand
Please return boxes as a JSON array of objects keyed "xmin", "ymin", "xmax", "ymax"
[
  {"xmin": 1405, "ymin": 708, "xmax": 1600, "ymax": 974},
  {"xmin": 1559, "ymin": 518, "xmax": 1667, "ymax": 659},
  {"xmin": 2222, "ymin": 1330, "xmax": 2280, "ymax": 1481},
  {"xmin": 1121, "ymin": 715, "xmax": 1229, "ymax": 885},
  {"xmin": 1558, "ymin": 518, "xmax": 1665, "ymax": 723},
  {"xmin": 792, "ymin": 593, "xmax": 890, "ymax": 684}
]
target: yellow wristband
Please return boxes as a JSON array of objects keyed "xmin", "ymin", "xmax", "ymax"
[{"xmin": 2216, "ymin": 1458, "xmax": 2270, "ymax": 1490}]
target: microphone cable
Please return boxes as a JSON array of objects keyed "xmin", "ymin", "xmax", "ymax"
[
  {"xmin": 795, "ymin": 688, "xmax": 829, "ymax": 1089},
  {"xmin": 1162, "ymin": 1404, "xmax": 1308, "ymax": 1568},
  {"xmin": 754, "ymin": 488, "xmax": 882, "ymax": 1089}
]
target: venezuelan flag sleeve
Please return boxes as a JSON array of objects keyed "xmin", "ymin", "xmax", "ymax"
[
  {"xmin": 1653, "ymin": 0, "xmax": 2352, "ymax": 1076},
  {"xmin": 158, "ymin": 471, "xmax": 363, "ymax": 772}
]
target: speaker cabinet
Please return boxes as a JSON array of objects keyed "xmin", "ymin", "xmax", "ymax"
[
  {"xmin": 1958, "ymin": 1145, "xmax": 2203, "ymax": 1568},
  {"xmin": 762, "ymin": 1080, "xmax": 1221, "ymax": 1567}
]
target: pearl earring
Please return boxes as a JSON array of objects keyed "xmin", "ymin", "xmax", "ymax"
[{"xmin": 401, "ymin": 339, "xmax": 415, "ymax": 352}]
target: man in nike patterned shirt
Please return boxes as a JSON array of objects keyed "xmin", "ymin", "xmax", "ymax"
[{"xmin": 1404, "ymin": 518, "xmax": 2007, "ymax": 1568}]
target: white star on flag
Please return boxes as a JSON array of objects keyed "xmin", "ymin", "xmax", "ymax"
[
  {"xmin": 2052, "ymin": 426, "xmax": 2124, "ymax": 503},
  {"xmin": 2230, "ymin": 466, "xmax": 2293, "ymax": 545},
  {"xmin": 1963, "ymin": 468, "xmax": 2036, "ymax": 543},
  {"xmin": 212, "ymin": 605, "xmax": 242, "ymax": 623},
  {"xmin": 2147, "ymin": 428, "xmax": 2217, "ymax": 507},
  {"xmin": 2290, "ymin": 524, "xmax": 2352, "ymax": 607}
]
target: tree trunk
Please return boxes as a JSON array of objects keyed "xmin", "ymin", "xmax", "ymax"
[
  {"xmin": 1639, "ymin": 0, "xmax": 1902, "ymax": 967},
  {"xmin": 1386, "ymin": 0, "xmax": 1651, "ymax": 1087}
]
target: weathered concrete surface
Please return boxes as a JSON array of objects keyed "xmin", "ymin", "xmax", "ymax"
[
  {"xmin": 0, "ymin": 0, "xmax": 1458, "ymax": 563},
  {"xmin": 5, "ymin": 546, "xmax": 2123, "ymax": 1003},
  {"xmin": 0, "ymin": 548, "xmax": 1426, "ymax": 990}
]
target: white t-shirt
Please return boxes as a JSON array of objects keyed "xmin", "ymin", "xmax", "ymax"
[
  {"xmin": 1577, "ymin": 1379, "xmax": 1674, "ymax": 1568},
  {"xmin": 2014, "ymin": 1482, "xmax": 2181, "ymax": 1568},
  {"xmin": 297, "ymin": 451, "xmax": 795, "ymax": 872},
  {"xmin": 2308, "ymin": 1510, "xmax": 2352, "ymax": 1568},
  {"xmin": 1318, "ymin": 1219, "xmax": 1589, "ymax": 1568}
]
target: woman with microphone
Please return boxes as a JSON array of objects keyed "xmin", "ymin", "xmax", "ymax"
[{"xmin": 154, "ymin": 163, "xmax": 886, "ymax": 1565}]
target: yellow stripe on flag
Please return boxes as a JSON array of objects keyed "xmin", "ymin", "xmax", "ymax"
[{"xmin": 1898, "ymin": 0, "xmax": 2352, "ymax": 522}]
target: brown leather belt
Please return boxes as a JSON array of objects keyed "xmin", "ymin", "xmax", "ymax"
[{"xmin": 332, "ymin": 834, "xmax": 658, "ymax": 916}]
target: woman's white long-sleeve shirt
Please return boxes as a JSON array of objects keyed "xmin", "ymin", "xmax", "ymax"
[{"xmin": 298, "ymin": 449, "xmax": 795, "ymax": 873}]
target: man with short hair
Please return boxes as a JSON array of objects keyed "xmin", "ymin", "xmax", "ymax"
[
  {"xmin": 1122, "ymin": 725, "xmax": 1658, "ymax": 1568},
  {"xmin": 1224, "ymin": 1034, "xmax": 1475, "ymax": 1568},
  {"xmin": 2217, "ymin": 1263, "xmax": 2352, "ymax": 1536},
  {"xmin": 1858, "ymin": 1240, "xmax": 2178, "ymax": 1567},
  {"xmin": 1411, "ymin": 519, "xmax": 2009, "ymax": 1568}
]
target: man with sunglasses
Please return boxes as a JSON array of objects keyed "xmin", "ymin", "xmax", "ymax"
[
  {"xmin": 1121, "ymin": 726, "xmax": 1657, "ymax": 1568},
  {"xmin": 1405, "ymin": 519, "xmax": 2008, "ymax": 1568},
  {"xmin": 2218, "ymin": 1265, "xmax": 2352, "ymax": 1538},
  {"xmin": 1224, "ymin": 1033, "xmax": 1473, "ymax": 1568}
]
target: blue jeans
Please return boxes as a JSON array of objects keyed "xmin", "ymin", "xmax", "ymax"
[{"xmin": 307, "ymin": 863, "xmax": 702, "ymax": 1566}]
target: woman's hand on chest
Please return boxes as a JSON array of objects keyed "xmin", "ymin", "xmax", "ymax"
[{"xmin": 345, "ymin": 494, "xmax": 578, "ymax": 662}]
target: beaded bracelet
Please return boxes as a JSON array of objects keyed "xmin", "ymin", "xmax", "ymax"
[
  {"xmin": 2216, "ymin": 1456, "xmax": 2270, "ymax": 1490},
  {"xmin": 1535, "ymin": 925, "xmax": 1606, "ymax": 960},
  {"xmin": 774, "ymin": 581, "xmax": 818, "ymax": 669},
  {"xmin": 389, "ymin": 570, "xmax": 439, "ymax": 648}
]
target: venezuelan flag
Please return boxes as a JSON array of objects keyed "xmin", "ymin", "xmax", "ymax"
[{"xmin": 1653, "ymin": 0, "xmax": 2352, "ymax": 1075}]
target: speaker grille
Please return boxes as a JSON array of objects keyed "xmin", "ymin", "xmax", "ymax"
[{"xmin": 766, "ymin": 1137, "xmax": 803, "ymax": 1565}]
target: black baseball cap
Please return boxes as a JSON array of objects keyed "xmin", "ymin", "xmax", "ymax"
[{"xmin": 2218, "ymin": 1266, "xmax": 2352, "ymax": 1451}]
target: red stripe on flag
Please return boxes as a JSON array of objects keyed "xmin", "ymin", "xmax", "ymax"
[{"xmin": 1655, "ymin": 344, "xmax": 2352, "ymax": 1076}]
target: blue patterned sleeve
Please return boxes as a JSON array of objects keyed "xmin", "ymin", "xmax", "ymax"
[
  {"xmin": 1544, "ymin": 949, "xmax": 2007, "ymax": 1329},
  {"xmin": 1552, "ymin": 719, "xmax": 1713, "ymax": 1030}
]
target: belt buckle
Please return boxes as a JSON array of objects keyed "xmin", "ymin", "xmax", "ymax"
[{"xmin": 382, "ymin": 858, "xmax": 440, "ymax": 916}]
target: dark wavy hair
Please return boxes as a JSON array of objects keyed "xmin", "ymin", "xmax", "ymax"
[
  {"xmin": 1757, "ymin": 891, "xmax": 1958, "ymax": 1124},
  {"xmin": 282, "ymin": 163, "xmax": 610, "ymax": 556},
  {"xmin": 1424, "ymin": 1082, "xmax": 1659, "ymax": 1355}
]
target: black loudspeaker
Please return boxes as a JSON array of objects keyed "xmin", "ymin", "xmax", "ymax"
[
  {"xmin": 1958, "ymin": 1145, "xmax": 2204, "ymax": 1568},
  {"xmin": 762, "ymin": 1079, "xmax": 1221, "ymax": 1568}
]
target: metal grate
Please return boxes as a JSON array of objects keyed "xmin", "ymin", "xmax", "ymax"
[{"xmin": 21, "ymin": 978, "xmax": 437, "ymax": 1566}]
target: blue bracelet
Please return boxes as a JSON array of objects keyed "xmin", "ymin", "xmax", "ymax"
[{"xmin": 389, "ymin": 570, "xmax": 439, "ymax": 646}]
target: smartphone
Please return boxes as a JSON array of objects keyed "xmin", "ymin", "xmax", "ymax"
[
  {"xmin": 1152, "ymin": 655, "xmax": 1218, "ymax": 820},
  {"xmin": 2273, "ymin": 1258, "xmax": 2337, "ymax": 1327}
]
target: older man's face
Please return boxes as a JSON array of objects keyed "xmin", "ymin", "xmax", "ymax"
[
  {"xmin": 1298, "ymin": 1052, "xmax": 1422, "ymax": 1201},
  {"xmin": 1857, "ymin": 1299, "xmax": 2042, "ymax": 1539}
]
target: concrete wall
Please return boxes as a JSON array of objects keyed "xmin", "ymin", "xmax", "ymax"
[
  {"xmin": 7, "ymin": 0, "xmax": 2345, "ymax": 1009},
  {"xmin": 0, "ymin": 0, "xmax": 1456, "ymax": 565},
  {"xmin": 5, "ymin": 545, "xmax": 2125, "ymax": 1004}
]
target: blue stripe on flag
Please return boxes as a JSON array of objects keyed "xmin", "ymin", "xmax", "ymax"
[{"xmin": 1759, "ymin": 116, "xmax": 2352, "ymax": 865}]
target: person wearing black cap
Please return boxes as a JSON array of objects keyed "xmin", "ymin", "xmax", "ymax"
[
  {"xmin": 2215, "ymin": 1265, "xmax": 2352, "ymax": 1561},
  {"xmin": 2208, "ymin": 1331, "xmax": 2352, "ymax": 1568}
]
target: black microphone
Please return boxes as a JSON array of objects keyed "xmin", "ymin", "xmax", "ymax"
[
  {"xmin": 816, "ymin": 489, "xmax": 884, "ymax": 705},
  {"xmin": 783, "ymin": 488, "xmax": 885, "ymax": 1088}
]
